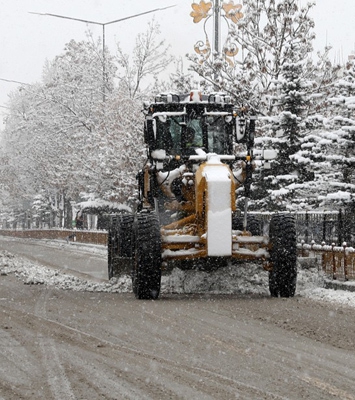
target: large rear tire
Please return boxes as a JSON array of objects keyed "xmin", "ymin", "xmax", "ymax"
[
  {"xmin": 232, "ymin": 214, "xmax": 261, "ymax": 235},
  {"xmin": 119, "ymin": 214, "xmax": 135, "ymax": 258},
  {"xmin": 108, "ymin": 214, "xmax": 134, "ymax": 279},
  {"xmin": 269, "ymin": 214, "xmax": 297, "ymax": 298},
  {"xmin": 132, "ymin": 211, "xmax": 162, "ymax": 300}
]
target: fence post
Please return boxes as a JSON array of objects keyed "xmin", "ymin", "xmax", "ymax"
[
  {"xmin": 338, "ymin": 209, "xmax": 343, "ymax": 247},
  {"xmin": 305, "ymin": 212, "xmax": 309, "ymax": 244},
  {"xmin": 301, "ymin": 240, "xmax": 305, "ymax": 257},
  {"xmin": 321, "ymin": 242, "xmax": 326, "ymax": 273},
  {"xmin": 332, "ymin": 243, "xmax": 336, "ymax": 280},
  {"xmin": 343, "ymin": 242, "xmax": 348, "ymax": 281}
]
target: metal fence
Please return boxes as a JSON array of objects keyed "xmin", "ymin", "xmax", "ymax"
[
  {"xmin": 294, "ymin": 209, "xmax": 355, "ymax": 247},
  {"xmin": 295, "ymin": 211, "xmax": 340, "ymax": 245},
  {"xmin": 248, "ymin": 209, "xmax": 355, "ymax": 247},
  {"xmin": 248, "ymin": 209, "xmax": 355, "ymax": 280}
]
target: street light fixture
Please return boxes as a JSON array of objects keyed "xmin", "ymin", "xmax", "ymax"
[
  {"xmin": 190, "ymin": 0, "xmax": 243, "ymax": 68},
  {"xmin": 30, "ymin": 5, "xmax": 176, "ymax": 101}
]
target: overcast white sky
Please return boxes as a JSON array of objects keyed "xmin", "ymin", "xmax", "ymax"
[{"xmin": 0, "ymin": 0, "xmax": 354, "ymax": 125}]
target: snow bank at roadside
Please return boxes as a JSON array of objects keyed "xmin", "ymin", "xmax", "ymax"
[
  {"xmin": 1, "ymin": 249, "xmax": 355, "ymax": 308},
  {"xmin": 0, "ymin": 250, "xmax": 132, "ymax": 293},
  {"xmin": 300, "ymin": 287, "xmax": 355, "ymax": 307}
]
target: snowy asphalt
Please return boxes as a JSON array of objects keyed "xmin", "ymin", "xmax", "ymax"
[{"xmin": 0, "ymin": 235, "xmax": 354, "ymax": 307}]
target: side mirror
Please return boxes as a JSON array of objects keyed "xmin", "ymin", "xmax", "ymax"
[
  {"xmin": 235, "ymin": 117, "xmax": 246, "ymax": 142},
  {"xmin": 235, "ymin": 115, "xmax": 256, "ymax": 145},
  {"xmin": 144, "ymin": 118, "xmax": 157, "ymax": 149}
]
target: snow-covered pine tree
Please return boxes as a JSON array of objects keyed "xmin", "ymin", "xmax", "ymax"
[
  {"xmin": 291, "ymin": 55, "xmax": 355, "ymax": 210},
  {"xmin": 235, "ymin": 0, "xmax": 318, "ymax": 211},
  {"xmin": 282, "ymin": 51, "xmax": 343, "ymax": 210},
  {"xmin": 257, "ymin": 55, "xmax": 317, "ymax": 210},
  {"xmin": 316, "ymin": 55, "xmax": 355, "ymax": 206}
]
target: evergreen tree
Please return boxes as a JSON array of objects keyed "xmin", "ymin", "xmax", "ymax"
[
  {"xmin": 259, "ymin": 57, "xmax": 317, "ymax": 209},
  {"xmin": 315, "ymin": 56, "xmax": 355, "ymax": 206}
]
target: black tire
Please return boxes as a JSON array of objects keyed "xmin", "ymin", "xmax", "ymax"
[
  {"xmin": 119, "ymin": 214, "xmax": 135, "ymax": 258},
  {"xmin": 232, "ymin": 214, "xmax": 261, "ymax": 235},
  {"xmin": 107, "ymin": 214, "xmax": 134, "ymax": 279},
  {"xmin": 132, "ymin": 211, "xmax": 162, "ymax": 300},
  {"xmin": 269, "ymin": 214, "xmax": 297, "ymax": 298},
  {"xmin": 107, "ymin": 228, "xmax": 116, "ymax": 280}
]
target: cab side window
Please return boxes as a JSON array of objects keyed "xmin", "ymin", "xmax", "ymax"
[{"xmin": 207, "ymin": 117, "xmax": 227, "ymax": 154}]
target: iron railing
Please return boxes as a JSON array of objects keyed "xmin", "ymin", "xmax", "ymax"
[{"xmin": 248, "ymin": 209, "xmax": 355, "ymax": 247}]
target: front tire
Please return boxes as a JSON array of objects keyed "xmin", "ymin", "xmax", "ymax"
[
  {"xmin": 269, "ymin": 214, "xmax": 297, "ymax": 298},
  {"xmin": 132, "ymin": 211, "xmax": 162, "ymax": 300}
]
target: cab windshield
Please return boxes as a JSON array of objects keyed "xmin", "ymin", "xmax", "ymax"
[{"xmin": 154, "ymin": 115, "xmax": 230, "ymax": 155}]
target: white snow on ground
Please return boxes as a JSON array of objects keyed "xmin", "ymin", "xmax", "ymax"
[
  {"xmin": 1, "ymin": 244, "xmax": 355, "ymax": 308},
  {"xmin": 0, "ymin": 249, "xmax": 132, "ymax": 293}
]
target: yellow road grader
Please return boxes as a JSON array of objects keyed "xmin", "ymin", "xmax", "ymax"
[{"xmin": 108, "ymin": 91, "xmax": 297, "ymax": 299}]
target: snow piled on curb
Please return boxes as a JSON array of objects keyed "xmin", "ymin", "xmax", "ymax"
[
  {"xmin": 1, "ymin": 249, "xmax": 355, "ymax": 307},
  {"xmin": 300, "ymin": 287, "xmax": 355, "ymax": 307},
  {"xmin": 0, "ymin": 250, "xmax": 131, "ymax": 293}
]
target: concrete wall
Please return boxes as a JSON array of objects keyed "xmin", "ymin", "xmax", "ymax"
[{"xmin": 0, "ymin": 229, "xmax": 107, "ymax": 246}]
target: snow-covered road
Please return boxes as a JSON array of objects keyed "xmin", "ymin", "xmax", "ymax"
[
  {"xmin": 0, "ymin": 235, "xmax": 355, "ymax": 307},
  {"xmin": 0, "ymin": 236, "xmax": 108, "ymax": 280},
  {"xmin": 1, "ymin": 236, "xmax": 355, "ymax": 399}
]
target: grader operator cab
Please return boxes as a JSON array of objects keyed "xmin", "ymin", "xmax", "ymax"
[{"xmin": 108, "ymin": 91, "xmax": 297, "ymax": 299}]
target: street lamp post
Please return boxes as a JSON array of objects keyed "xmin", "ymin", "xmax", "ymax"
[
  {"xmin": 190, "ymin": 0, "xmax": 244, "ymax": 78},
  {"xmin": 30, "ymin": 5, "xmax": 176, "ymax": 102},
  {"xmin": 214, "ymin": 0, "xmax": 221, "ymax": 56}
]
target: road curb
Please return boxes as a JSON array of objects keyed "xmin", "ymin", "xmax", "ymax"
[{"xmin": 324, "ymin": 280, "xmax": 355, "ymax": 292}]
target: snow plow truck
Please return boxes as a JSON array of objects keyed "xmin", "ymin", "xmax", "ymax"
[{"xmin": 108, "ymin": 91, "xmax": 297, "ymax": 299}]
